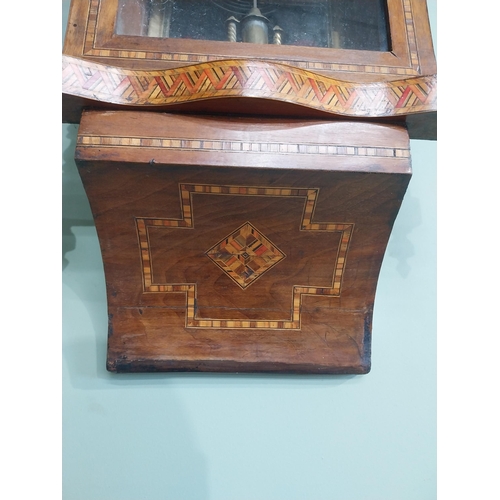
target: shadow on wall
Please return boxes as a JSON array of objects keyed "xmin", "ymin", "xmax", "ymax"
[
  {"xmin": 63, "ymin": 125, "xmax": 210, "ymax": 500},
  {"xmin": 62, "ymin": 124, "xmax": 95, "ymax": 270},
  {"xmin": 62, "ymin": 118, "xmax": 366, "ymax": 498},
  {"xmin": 387, "ymin": 189, "xmax": 421, "ymax": 278}
]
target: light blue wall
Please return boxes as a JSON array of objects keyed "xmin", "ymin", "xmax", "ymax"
[{"xmin": 62, "ymin": 2, "xmax": 437, "ymax": 498}]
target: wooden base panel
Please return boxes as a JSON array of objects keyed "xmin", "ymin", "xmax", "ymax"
[{"xmin": 75, "ymin": 111, "xmax": 411, "ymax": 374}]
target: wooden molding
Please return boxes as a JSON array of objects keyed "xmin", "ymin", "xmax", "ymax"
[
  {"xmin": 63, "ymin": 55, "xmax": 436, "ymax": 120},
  {"xmin": 64, "ymin": 0, "xmax": 436, "ymax": 78}
]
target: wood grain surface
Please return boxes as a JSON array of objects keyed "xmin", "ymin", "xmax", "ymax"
[
  {"xmin": 63, "ymin": 55, "xmax": 436, "ymax": 118},
  {"xmin": 64, "ymin": 0, "xmax": 436, "ymax": 79},
  {"xmin": 62, "ymin": 0, "xmax": 437, "ymax": 139},
  {"xmin": 75, "ymin": 111, "xmax": 412, "ymax": 373}
]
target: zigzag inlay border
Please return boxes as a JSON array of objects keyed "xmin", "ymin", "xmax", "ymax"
[
  {"xmin": 135, "ymin": 184, "xmax": 354, "ymax": 330},
  {"xmin": 63, "ymin": 55, "xmax": 436, "ymax": 118},
  {"xmin": 82, "ymin": 0, "xmax": 421, "ymax": 76}
]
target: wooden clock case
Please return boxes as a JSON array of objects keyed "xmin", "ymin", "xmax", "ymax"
[{"xmin": 63, "ymin": 0, "xmax": 437, "ymax": 373}]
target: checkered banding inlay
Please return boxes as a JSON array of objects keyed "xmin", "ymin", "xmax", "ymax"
[
  {"xmin": 206, "ymin": 222, "xmax": 286, "ymax": 289},
  {"xmin": 79, "ymin": 0, "xmax": 422, "ymax": 76},
  {"xmin": 135, "ymin": 184, "xmax": 354, "ymax": 330}
]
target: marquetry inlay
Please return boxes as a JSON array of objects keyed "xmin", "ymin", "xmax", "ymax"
[
  {"xmin": 206, "ymin": 222, "xmax": 286, "ymax": 289},
  {"xmin": 135, "ymin": 184, "xmax": 354, "ymax": 330},
  {"xmin": 76, "ymin": 132, "xmax": 411, "ymax": 158},
  {"xmin": 81, "ymin": 0, "xmax": 422, "ymax": 76},
  {"xmin": 63, "ymin": 55, "xmax": 436, "ymax": 118}
]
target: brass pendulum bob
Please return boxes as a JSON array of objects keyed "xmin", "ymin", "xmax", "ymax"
[{"xmin": 241, "ymin": 0, "xmax": 269, "ymax": 44}]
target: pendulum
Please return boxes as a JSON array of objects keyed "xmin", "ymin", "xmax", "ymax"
[{"xmin": 241, "ymin": 0, "xmax": 270, "ymax": 44}]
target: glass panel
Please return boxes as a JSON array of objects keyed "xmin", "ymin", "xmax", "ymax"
[{"xmin": 115, "ymin": 0, "xmax": 390, "ymax": 52}]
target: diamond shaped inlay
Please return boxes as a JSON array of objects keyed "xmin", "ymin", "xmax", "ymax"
[{"xmin": 206, "ymin": 222, "xmax": 286, "ymax": 289}]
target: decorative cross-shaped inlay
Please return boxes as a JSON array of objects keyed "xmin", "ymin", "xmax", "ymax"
[
  {"xmin": 135, "ymin": 183, "xmax": 354, "ymax": 330},
  {"xmin": 206, "ymin": 222, "xmax": 286, "ymax": 289}
]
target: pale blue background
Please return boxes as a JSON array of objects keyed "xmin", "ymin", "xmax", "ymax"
[{"xmin": 62, "ymin": 2, "xmax": 437, "ymax": 498}]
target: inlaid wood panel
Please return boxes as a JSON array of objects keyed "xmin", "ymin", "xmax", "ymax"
[
  {"xmin": 63, "ymin": 55, "xmax": 436, "ymax": 118},
  {"xmin": 135, "ymin": 184, "xmax": 354, "ymax": 330},
  {"xmin": 75, "ymin": 111, "xmax": 412, "ymax": 373},
  {"xmin": 63, "ymin": 0, "xmax": 436, "ymax": 138},
  {"xmin": 64, "ymin": 0, "xmax": 434, "ymax": 77}
]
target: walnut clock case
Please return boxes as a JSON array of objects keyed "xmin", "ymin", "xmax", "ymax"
[{"xmin": 63, "ymin": 0, "xmax": 437, "ymax": 373}]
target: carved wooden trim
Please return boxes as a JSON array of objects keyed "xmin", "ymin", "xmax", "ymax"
[{"xmin": 63, "ymin": 55, "xmax": 436, "ymax": 118}]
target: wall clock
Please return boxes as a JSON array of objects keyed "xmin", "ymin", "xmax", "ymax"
[{"xmin": 63, "ymin": 0, "xmax": 437, "ymax": 373}]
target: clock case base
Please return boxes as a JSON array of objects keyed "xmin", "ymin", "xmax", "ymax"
[{"xmin": 75, "ymin": 110, "xmax": 411, "ymax": 374}]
